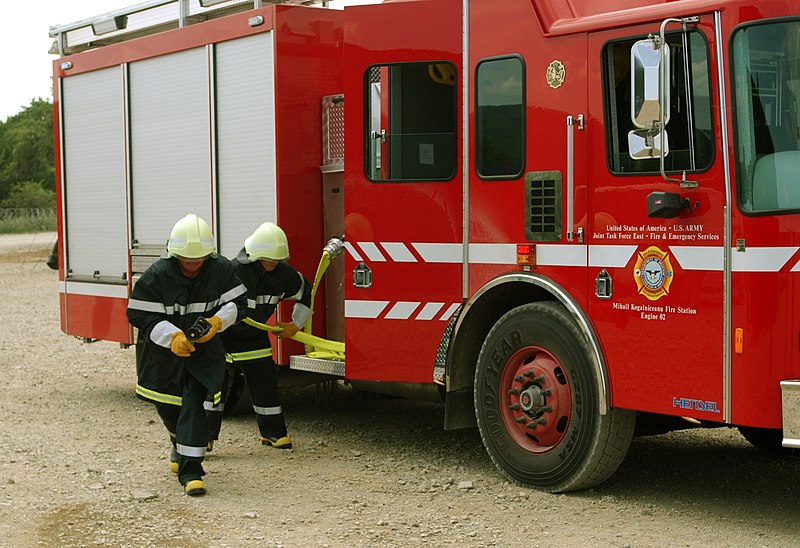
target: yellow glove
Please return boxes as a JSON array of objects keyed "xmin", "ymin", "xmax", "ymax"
[
  {"xmin": 276, "ymin": 321, "xmax": 299, "ymax": 339},
  {"xmin": 196, "ymin": 316, "xmax": 222, "ymax": 343},
  {"xmin": 170, "ymin": 331, "xmax": 195, "ymax": 357}
]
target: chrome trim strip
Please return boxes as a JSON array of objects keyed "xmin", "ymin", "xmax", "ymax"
[
  {"xmin": 715, "ymin": 10, "xmax": 733, "ymax": 423},
  {"xmin": 566, "ymin": 115, "xmax": 575, "ymax": 239},
  {"xmin": 462, "ymin": 0, "xmax": 470, "ymax": 300}
]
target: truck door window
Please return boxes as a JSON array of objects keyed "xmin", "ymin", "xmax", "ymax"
[
  {"xmin": 365, "ymin": 62, "xmax": 457, "ymax": 182},
  {"xmin": 732, "ymin": 20, "xmax": 800, "ymax": 213},
  {"xmin": 603, "ymin": 32, "xmax": 713, "ymax": 175},
  {"xmin": 475, "ymin": 56, "xmax": 525, "ymax": 179}
]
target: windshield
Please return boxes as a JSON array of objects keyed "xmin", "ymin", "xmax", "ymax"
[{"xmin": 733, "ymin": 20, "xmax": 800, "ymax": 212}]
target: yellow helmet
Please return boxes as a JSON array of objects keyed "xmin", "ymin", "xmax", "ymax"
[
  {"xmin": 167, "ymin": 214, "xmax": 215, "ymax": 258},
  {"xmin": 245, "ymin": 222, "xmax": 289, "ymax": 261}
]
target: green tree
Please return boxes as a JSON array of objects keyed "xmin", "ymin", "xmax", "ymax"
[{"xmin": 0, "ymin": 98, "xmax": 55, "ymax": 203}]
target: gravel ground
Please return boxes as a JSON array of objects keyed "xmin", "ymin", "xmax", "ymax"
[{"xmin": 1, "ymin": 235, "xmax": 799, "ymax": 547}]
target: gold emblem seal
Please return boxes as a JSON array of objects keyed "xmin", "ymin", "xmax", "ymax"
[
  {"xmin": 546, "ymin": 60, "xmax": 565, "ymax": 89},
  {"xmin": 634, "ymin": 246, "xmax": 674, "ymax": 301}
]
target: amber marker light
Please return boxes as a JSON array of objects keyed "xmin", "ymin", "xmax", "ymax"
[
  {"xmin": 735, "ymin": 328, "xmax": 744, "ymax": 354},
  {"xmin": 516, "ymin": 244, "xmax": 536, "ymax": 267}
]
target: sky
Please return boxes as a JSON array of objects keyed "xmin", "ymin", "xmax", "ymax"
[{"xmin": 0, "ymin": 0, "xmax": 379, "ymax": 123}]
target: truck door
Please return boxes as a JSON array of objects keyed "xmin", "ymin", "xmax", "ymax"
[
  {"xmin": 342, "ymin": 0, "xmax": 463, "ymax": 383},
  {"xmin": 728, "ymin": 15, "xmax": 800, "ymax": 431},
  {"xmin": 586, "ymin": 16, "xmax": 726, "ymax": 418}
]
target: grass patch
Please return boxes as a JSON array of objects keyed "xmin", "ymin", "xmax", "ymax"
[{"xmin": 0, "ymin": 208, "xmax": 56, "ymax": 234}]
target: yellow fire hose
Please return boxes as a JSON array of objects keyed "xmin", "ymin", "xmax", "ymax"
[{"xmin": 242, "ymin": 237, "xmax": 346, "ymax": 361}]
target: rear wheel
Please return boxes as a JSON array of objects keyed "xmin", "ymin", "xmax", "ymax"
[{"xmin": 474, "ymin": 301, "xmax": 635, "ymax": 492}]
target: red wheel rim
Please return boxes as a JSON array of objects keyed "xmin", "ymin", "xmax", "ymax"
[{"xmin": 499, "ymin": 346, "xmax": 572, "ymax": 452}]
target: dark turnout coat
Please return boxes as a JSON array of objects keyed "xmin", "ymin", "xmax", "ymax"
[
  {"xmin": 127, "ymin": 255, "xmax": 247, "ymax": 405},
  {"xmin": 221, "ymin": 248, "xmax": 312, "ymax": 356}
]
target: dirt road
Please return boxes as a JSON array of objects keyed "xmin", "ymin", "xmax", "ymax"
[{"xmin": 0, "ymin": 243, "xmax": 798, "ymax": 547}]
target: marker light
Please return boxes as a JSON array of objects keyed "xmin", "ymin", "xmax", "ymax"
[{"xmin": 516, "ymin": 244, "xmax": 536, "ymax": 266}]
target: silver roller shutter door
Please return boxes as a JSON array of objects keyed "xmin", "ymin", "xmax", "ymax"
[
  {"xmin": 129, "ymin": 47, "xmax": 212, "ymax": 247},
  {"xmin": 216, "ymin": 32, "xmax": 277, "ymax": 259},
  {"xmin": 62, "ymin": 67, "xmax": 128, "ymax": 280}
]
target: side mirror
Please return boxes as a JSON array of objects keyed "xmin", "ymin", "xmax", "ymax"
[
  {"xmin": 628, "ymin": 129, "xmax": 669, "ymax": 159},
  {"xmin": 631, "ymin": 39, "xmax": 670, "ymax": 129},
  {"xmin": 629, "ymin": 38, "xmax": 670, "ymax": 159}
]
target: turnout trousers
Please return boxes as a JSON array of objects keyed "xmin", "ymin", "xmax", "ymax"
[
  {"xmin": 156, "ymin": 373, "xmax": 209, "ymax": 486},
  {"xmin": 207, "ymin": 355, "xmax": 288, "ymax": 442}
]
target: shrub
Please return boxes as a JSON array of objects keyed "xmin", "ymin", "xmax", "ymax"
[{"xmin": 0, "ymin": 181, "xmax": 55, "ymax": 209}]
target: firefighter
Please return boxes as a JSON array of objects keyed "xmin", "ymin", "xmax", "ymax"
[
  {"xmin": 127, "ymin": 214, "xmax": 247, "ymax": 496},
  {"xmin": 206, "ymin": 221, "xmax": 312, "ymax": 451}
]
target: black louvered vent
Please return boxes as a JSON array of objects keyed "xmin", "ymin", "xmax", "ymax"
[{"xmin": 524, "ymin": 171, "xmax": 562, "ymax": 241}]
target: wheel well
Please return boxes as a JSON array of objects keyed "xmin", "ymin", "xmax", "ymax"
[{"xmin": 447, "ymin": 280, "xmax": 554, "ymax": 394}]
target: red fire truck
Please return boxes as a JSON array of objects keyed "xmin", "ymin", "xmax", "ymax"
[{"xmin": 50, "ymin": 0, "xmax": 800, "ymax": 492}]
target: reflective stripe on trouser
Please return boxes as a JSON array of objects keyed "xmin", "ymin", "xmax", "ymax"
[
  {"xmin": 242, "ymin": 356, "xmax": 287, "ymax": 439},
  {"xmin": 156, "ymin": 374, "xmax": 208, "ymax": 485}
]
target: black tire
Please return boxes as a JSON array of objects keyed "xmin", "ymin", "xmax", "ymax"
[{"xmin": 474, "ymin": 301, "xmax": 635, "ymax": 492}]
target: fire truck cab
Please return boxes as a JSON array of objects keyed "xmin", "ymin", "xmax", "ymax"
[{"xmin": 50, "ymin": 0, "xmax": 800, "ymax": 492}]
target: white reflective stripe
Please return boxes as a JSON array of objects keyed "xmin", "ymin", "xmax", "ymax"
[
  {"xmin": 203, "ymin": 401, "xmax": 224, "ymax": 411},
  {"xmin": 186, "ymin": 302, "xmax": 210, "ymax": 314},
  {"xmin": 669, "ymin": 246, "xmax": 723, "ymax": 271},
  {"xmin": 345, "ymin": 300, "xmax": 389, "ymax": 318},
  {"xmin": 221, "ymin": 283, "xmax": 247, "ymax": 303},
  {"xmin": 415, "ymin": 302, "xmax": 444, "ymax": 320},
  {"xmin": 151, "ymin": 320, "xmax": 180, "ymax": 348},
  {"xmin": 345, "ymin": 300, "xmax": 459, "ymax": 320},
  {"xmin": 344, "ymin": 241, "xmax": 363, "ymax": 262},
  {"xmin": 357, "ymin": 241, "xmax": 386, "ymax": 262},
  {"xmin": 60, "ymin": 281, "xmax": 129, "ymax": 299},
  {"xmin": 346, "ymin": 242, "xmax": 800, "ymax": 274},
  {"xmin": 381, "ymin": 242, "xmax": 417, "ymax": 262},
  {"xmin": 732, "ymin": 246, "xmax": 798, "ymax": 272},
  {"xmin": 249, "ymin": 294, "xmax": 282, "ymax": 308},
  {"xmin": 253, "ymin": 405, "xmax": 282, "ymax": 416},
  {"xmin": 164, "ymin": 300, "xmax": 221, "ymax": 315},
  {"xmin": 537, "ymin": 244, "xmax": 587, "ymax": 267},
  {"xmin": 176, "ymin": 443, "xmax": 206, "ymax": 458},
  {"xmin": 468, "ymin": 243, "xmax": 516, "ymax": 264},
  {"xmin": 412, "ymin": 242, "xmax": 462, "ymax": 263},
  {"xmin": 128, "ymin": 298, "xmax": 167, "ymax": 313},
  {"xmin": 439, "ymin": 303, "xmax": 460, "ymax": 321},
  {"xmin": 384, "ymin": 301, "xmax": 420, "ymax": 319},
  {"xmin": 589, "ymin": 245, "xmax": 637, "ymax": 268}
]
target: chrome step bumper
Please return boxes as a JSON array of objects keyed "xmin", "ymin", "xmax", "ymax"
[
  {"xmin": 781, "ymin": 380, "xmax": 800, "ymax": 448},
  {"xmin": 289, "ymin": 354, "xmax": 344, "ymax": 377}
]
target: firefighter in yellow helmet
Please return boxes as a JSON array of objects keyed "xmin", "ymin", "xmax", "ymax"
[
  {"xmin": 127, "ymin": 213, "xmax": 247, "ymax": 496},
  {"xmin": 206, "ymin": 221, "xmax": 311, "ymax": 450}
]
